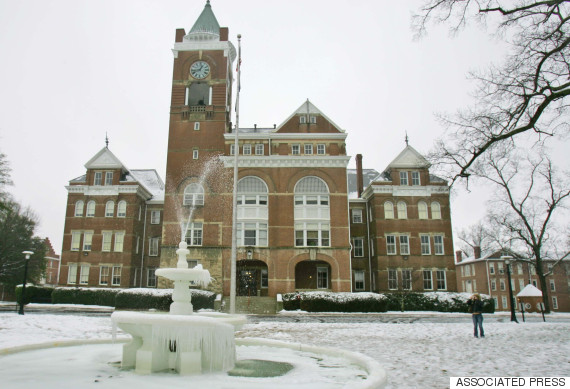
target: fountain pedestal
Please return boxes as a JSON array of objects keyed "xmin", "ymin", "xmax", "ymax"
[{"xmin": 111, "ymin": 242, "xmax": 246, "ymax": 375}]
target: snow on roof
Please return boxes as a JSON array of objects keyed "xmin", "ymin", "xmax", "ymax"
[
  {"xmin": 347, "ymin": 168, "xmax": 380, "ymax": 199},
  {"xmin": 69, "ymin": 174, "xmax": 86, "ymax": 183},
  {"xmin": 127, "ymin": 170, "xmax": 165, "ymax": 201},
  {"xmin": 517, "ymin": 284, "xmax": 543, "ymax": 297}
]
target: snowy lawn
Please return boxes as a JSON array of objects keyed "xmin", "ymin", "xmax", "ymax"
[{"xmin": 0, "ymin": 309, "xmax": 569, "ymax": 388}]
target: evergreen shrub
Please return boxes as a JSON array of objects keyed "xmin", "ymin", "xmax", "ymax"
[
  {"xmin": 52, "ymin": 287, "xmax": 121, "ymax": 307},
  {"xmin": 383, "ymin": 292, "xmax": 495, "ymax": 313},
  {"xmin": 114, "ymin": 288, "xmax": 215, "ymax": 311},
  {"xmin": 282, "ymin": 292, "xmax": 388, "ymax": 312},
  {"xmin": 15, "ymin": 285, "xmax": 54, "ymax": 305}
]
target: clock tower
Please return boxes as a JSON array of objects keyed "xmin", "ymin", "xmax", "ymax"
[{"xmin": 160, "ymin": 1, "xmax": 236, "ymax": 284}]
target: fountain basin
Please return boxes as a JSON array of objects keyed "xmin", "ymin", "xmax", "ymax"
[
  {"xmin": 111, "ymin": 311, "xmax": 246, "ymax": 375},
  {"xmin": 155, "ymin": 267, "xmax": 212, "ymax": 284}
]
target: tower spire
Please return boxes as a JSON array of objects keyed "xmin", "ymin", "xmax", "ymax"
[
  {"xmin": 405, "ymin": 131, "xmax": 409, "ymax": 146},
  {"xmin": 105, "ymin": 133, "xmax": 109, "ymax": 148}
]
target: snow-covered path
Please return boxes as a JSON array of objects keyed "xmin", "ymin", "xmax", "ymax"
[{"xmin": 0, "ymin": 310, "xmax": 569, "ymax": 388}]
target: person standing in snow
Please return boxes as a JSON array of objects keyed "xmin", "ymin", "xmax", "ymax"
[{"xmin": 467, "ymin": 294, "xmax": 484, "ymax": 338}]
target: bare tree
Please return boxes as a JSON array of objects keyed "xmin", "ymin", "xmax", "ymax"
[
  {"xmin": 0, "ymin": 152, "xmax": 12, "ymax": 211},
  {"xmin": 476, "ymin": 148, "xmax": 569, "ymax": 312},
  {"xmin": 457, "ymin": 221, "xmax": 496, "ymax": 257},
  {"xmin": 415, "ymin": 1, "xmax": 570, "ymax": 184}
]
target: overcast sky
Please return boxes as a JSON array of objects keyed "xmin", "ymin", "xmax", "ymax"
[{"xmin": 1, "ymin": 0, "xmax": 566, "ymax": 253}]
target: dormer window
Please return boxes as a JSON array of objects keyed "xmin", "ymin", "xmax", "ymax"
[
  {"xmin": 310, "ymin": 116, "xmax": 317, "ymax": 124},
  {"xmin": 94, "ymin": 172, "xmax": 102, "ymax": 186},
  {"xmin": 412, "ymin": 171, "xmax": 421, "ymax": 186},
  {"xmin": 399, "ymin": 171, "xmax": 408, "ymax": 186},
  {"xmin": 105, "ymin": 172, "xmax": 113, "ymax": 186},
  {"xmin": 299, "ymin": 116, "xmax": 306, "ymax": 124}
]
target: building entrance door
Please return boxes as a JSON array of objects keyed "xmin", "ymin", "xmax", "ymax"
[{"xmin": 238, "ymin": 269, "xmax": 258, "ymax": 296}]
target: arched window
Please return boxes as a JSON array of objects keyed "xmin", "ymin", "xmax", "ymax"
[
  {"xmin": 184, "ymin": 183, "xmax": 204, "ymax": 206},
  {"xmin": 74, "ymin": 201, "xmax": 84, "ymax": 217},
  {"xmin": 86, "ymin": 201, "xmax": 96, "ymax": 217},
  {"xmin": 105, "ymin": 201, "xmax": 115, "ymax": 217},
  {"xmin": 397, "ymin": 201, "xmax": 407, "ymax": 219},
  {"xmin": 117, "ymin": 200, "xmax": 127, "ymax": 218},
  {"xmin": 384, "ymin": 201, "xmax": 394, "ymax": 219},
  {"xmin": 418, "ymin": 201, "xmax": 428, "ymax": 219},
  {"xmin": 431, "ymin": 202, "xmax": 442, "ymax": 219},
  {"xmin": 294, "ymin": 176, "xmax": 330, "ymax": 247},
  {"xmin": 237, "ymin": 177, "xmax": 268, "ymax": 247}
]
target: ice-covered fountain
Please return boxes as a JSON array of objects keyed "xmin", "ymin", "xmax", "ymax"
[{"xmin": 111, "ymin": 241, "xmax": 246, "ymax": 375}]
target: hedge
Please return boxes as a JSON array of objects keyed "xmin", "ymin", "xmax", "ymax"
[
  {"xmin": 15, "ymin": 285, "xmax": 54, "ymax": 305},
  {"xmin": 282, "ymin": 292, "xmax": 388, "ymax": 312},
  {"xmin": 383, "ymin": 292, "xmax": 495, "ymax": 313},
  {"xmin": 115, "ymin": 288, "xmax": 216, "ymax": 311},
  {"xmin": 52, "ymin": 287, "xmax": 123, "ymax": 307}
]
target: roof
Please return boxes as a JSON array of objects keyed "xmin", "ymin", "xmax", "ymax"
[
  {"xmin": 127, "ymin": 170, "xmax": 165, "ymax": 201},
  {"xmin": 385, "ymin": 145, "xmax": 430, "ymax": 170},
  {"xmin": 347, "ymin": 169, "xmax": 381, "ymax": 199},
  {"xmin": 517, "ymin": 284, "xmax": 543, "ymax": 297},
  {"xmin": 276, "ymin": 99, "xmax": 344, "ymax": 132},
  {"xmin": 188, "ymin": 0, "xmax": 220, "ymax": 37},
  {"xmin": 84, "ymin": 147, "xmax": 129, "ymax": 173}
]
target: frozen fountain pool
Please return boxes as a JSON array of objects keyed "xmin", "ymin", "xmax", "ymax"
[{"xmin": 0, "ymin": 338, "xmax": 387, "ymax": 389}]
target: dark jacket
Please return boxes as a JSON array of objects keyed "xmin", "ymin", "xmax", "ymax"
[{"xmin": 468, "ymin": 299, "xmax": 484, "ymax": 314}]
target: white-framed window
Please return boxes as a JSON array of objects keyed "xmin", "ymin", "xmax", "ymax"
[
  {"xmin": 498, "ymin": 263, "xmax": 504, "ymax": 274},
  {"xmin": 310, "ymin": 115, "xmax": 317, "ymax": 124},
  {"xmin": 412, "ymin": 171, "xmax": 421, "ymax": 186},
  {"xmin": 317, "ymin": 266, "xmax": 328, "ymax": 289},
  {"xmin": 243, "ymin": 144, "xmax": 251, "ymax": 155},
  {"xmin": 99, "ymin": 265, "xmax": 110, "ymax": 285},
  {"xmin": 465, "ymin": 265, "xmax": 472, "ymax": 277},
  {"xmin": 186, "ymin": 222, "xmax": 203, "ymax": 246},
  {"xmin": 491, "ymin": 279, "xmax": 497, "ymax": 291},
  {"xmin": 399, "ymin": 235, "xmax": 410, "ymax": 255},
  {"xmin": 147, "ymin": 268, "xmax": 157, "ymax": 287},
  {"xmin": 434, "ymin": 235, "xmax": 444, "ymax": 255},
  {"xmin": 402, "ymin": 269, "xmax": 412, "ymax": 290},
  {"xmin": 83, "ymin": 232, "xmax": 93, "ymax": 251},
  {"xmin": 74, "ymin": 201, "xmax": 84, "ymax": 217},
  {"xmin": 354, "ymin": 270, "xmax": 365, "ymax": 291},
  {"xmin": 431, "ymin": 202, "xmax": 441, "ymax": 219},
  {"xmin": 255, "ymin": 144, "xmax": 264, "ymax": 155},
  {"xmin": 184, "ymin": 183, "xmax": 204, "ymax": 206},
  {"xmin": 493, "ymin": 297, "xmax": 499, "ymax": 309},
  {"xmin": 86, "ymin": 201, "xmax": 95, "ymax": 217},
  {"xmin": 230, "ymin": 144, "xmax": 236, "ymax": 155},
  {"xmin": 500, "ymin": 279, "xmax": 506, "ymax": 291},
  {"xmin": 352, "ymin": 209, "xmax": 363, "ymax": 223},
  {"xmin": 400, "ymin": 171, "xmax": 408, "ymax": 185},
  {"xmin": 502, "ymin": 296, "xmax": 508, "ymax": 309},
  {"xmin": 397, "ymin": 201, "xmax": 407, "ymax": 219},
  {"xmin": 117, "ymin": 200, "xmax": 127, "ymax": 218},
  {"xmin": 294, "ymin": 176, "xmax": 330, "ymax": 247},
  {"xmin": 105, "ymin": 201, "xmax": 114, "ymax": 217},
  {"xmin": 292, "ymin": 144, "xmax": 300, "ymax": 155},
  {"xmin": 384, "ymin": 201, "xmax": 394, "ymax": 219},
  {"xmin": 353, "ymin": 238, "xmax": 364, "ymax": 257},
  {"xmin": 237, "ymin": 177, "xmax": 269, "ymax": 247},
  {"xmin": 550, "ymin": 279, "xmax": 556, "ymax": 291},
  {"xmin": 187, "ymin": 259, "xmax": 200, "ymax": 269},
  {"xmin": 304, "ymin": 144, "xmax": 313, "ymax": 155},
  {"xmin": 79, "ymin": 264, "xmax": 89, "ymax": 285},
  {"xmin": 114, "ymin": 231, "xmax": 125, "ymax": 252},
  {"xmin": 552, "ymin": 296, "xmax": 558, "ymax": 310},
  {"xmin": 299, "ymin": 116, "xmax": 306, "ymax": 124},
  {"xmin": 194, "ymin": 122, "xmax": 200, "ymax": 130},
  {"xmin": 418, "ymin": 201, "xmax": 428, "ymax": 219},
  {"xmin": 237, "ymin": 222, "xmax": 268, "ymax": 246},
  {"xmin": 388, "ymin": 269, "xmax": 398, "ymax": 290},
  {"xmin": 67, "ymin": 263, "xmax": 78, "ymax": 284},
  {"xmin": 317, "ymin": 144, "xmax": 326, "ymax": 155},
  {"xmin": 386, "ymin": 235, "xmax": 397, "ymax": 255},
  {"xmin": 420, "ymin": 234, "xmax": 431, "ymax": 255},
  {"xmin": 192, "ymin": 149, "xmax": 199, "ymax": 159},
  {"xmin": 489, "ymin": 263, "xmax": 495, "ymax": 274},
  {"xmin": 150, "ymin": 210, "xmax": 160, "ymax": 224},
  {"xmin": 149, "ymin": 237, "xmax": 159, "ymax": 256},
  {"xmin": 94, "ymin": 172, "xmax": 102, "ymax": 186},
  {"xmin": 102, "ymin": 231, "xmax": 112, "ymax": 252},
  {"xmin": 423, "ymin": 270, "xmax": 433, "ymax": 290},
  {"xmin": 105, "ymin": 172, "xmax": 113, "ymax": 186},
  {"xmin": 112, "ymin": 266, "xmax": 121, "ymax": 286},
  {"xmin": 71, "ymin": 231, "xmax": 81, "ymax": 251},
  {"xmin": 436, "ymin": 270, "xmax": 447, "ymax": 290}
]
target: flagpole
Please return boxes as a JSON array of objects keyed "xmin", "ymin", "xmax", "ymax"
[{"xmin": 229, "ymin": 34, "xmax": 242, "ymax": 314}]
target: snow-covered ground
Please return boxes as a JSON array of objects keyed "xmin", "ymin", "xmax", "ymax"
[{"xmin": 0, "ymin": 307, "xmax": 569, "ymax": 388}]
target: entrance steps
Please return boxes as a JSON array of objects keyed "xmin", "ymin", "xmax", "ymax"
[{"xmin": 220, "ymin": 296, "xmax": 278, "ymax": 314}]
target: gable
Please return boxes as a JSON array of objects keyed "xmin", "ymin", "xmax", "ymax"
[
  {"xmin": 84, "ymin": 147, "xmax": 129, "ymax": 172},
  {"xmin": 276, "ymin": 100, "xmax": 344, "ymax": 134}
]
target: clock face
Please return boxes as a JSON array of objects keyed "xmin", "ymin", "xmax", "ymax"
[{"xmin": 190, "ymin": 61, "xmax": 210, "ymax": 79}]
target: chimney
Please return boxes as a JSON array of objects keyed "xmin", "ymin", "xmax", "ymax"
[
  {"xmin": 456, "ymin": 250, "xmax": 462, "ymax": 263},
  {"xmin": 474, "ymin": 246, "xmax": 481, "ymax": 259},
  {"xmin": 175, "ymin": 28, "xmax": 186, "ymax": 43},
  {"xmin": 219, "ymin": 27, "xmax": 229, "ymax": 41},
  {"xmin": 356, "ymin": 154, "xmax": 364, "ymax": 198}
]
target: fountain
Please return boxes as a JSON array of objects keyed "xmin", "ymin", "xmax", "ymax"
[{"xmin": 111, "ymin": 241, "xmax": 246, "ymax": 375}]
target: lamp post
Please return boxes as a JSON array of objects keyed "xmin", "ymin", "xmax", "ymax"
[
  {"xmin": 18, "ymin": 251, "xmax": 34, "ymax": 315},
  {"xmin": 502, "ymin": 256, "xmax": 518, "ymax": 323}
]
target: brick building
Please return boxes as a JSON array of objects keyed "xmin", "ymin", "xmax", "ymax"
[
  {"xmin": 40, "ymin": 238, "xmax": 60, "ymax": 286},
  {"xmin": 58, "ymin": 1, "xmax": 457, "ymax": 300},
  {"xmin": 455, "ymin": 248, "xmax": 570, "ymax": 312}
]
